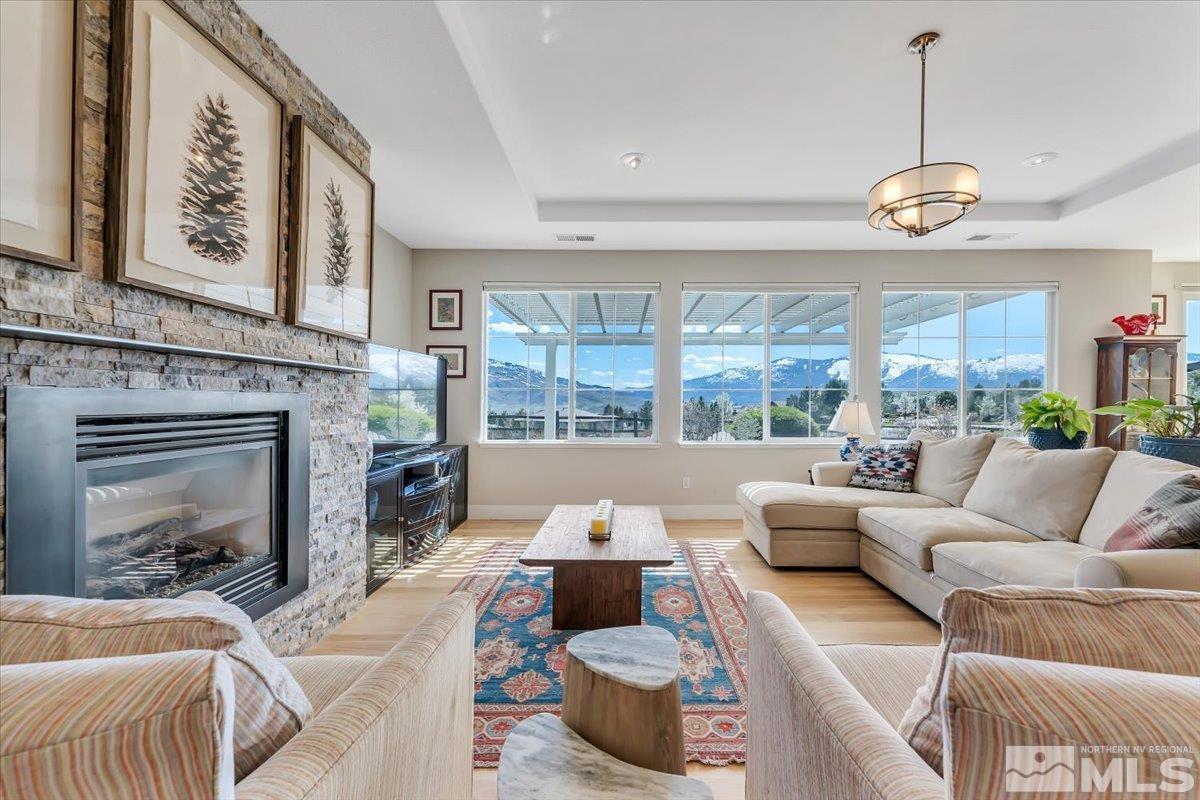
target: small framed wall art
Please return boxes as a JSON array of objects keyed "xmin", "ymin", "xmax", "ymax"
[
  {"xmin": 1150, "ymin": 294, "xmax": 1168, "ymax": 324},
  {"xmin": 106, "ymin": 0, "xmax": 287, "ymax": 318},
  {"xmin": 427, "ymin": 345, "xmax": 467, "ymax": 378},
  {"xmin": 429, "ymin": 289, "xmax": 463, "ymax": 330},
  {"xmin": 0, "ymin": 0, "xmax": 84, "ymax": 271},
  {"xmin": 287, "ymin": 116, "xmax": 375, "ymax": 340}
]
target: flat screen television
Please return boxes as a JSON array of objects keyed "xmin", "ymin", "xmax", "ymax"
[{"xmin": 367, "ymin": 344, "xmax": 447, "ymax": 453}]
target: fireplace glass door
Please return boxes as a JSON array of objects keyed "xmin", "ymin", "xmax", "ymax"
[{"xmin": 80, "ymin": 443, "xmax": 277, "ymax": 600}]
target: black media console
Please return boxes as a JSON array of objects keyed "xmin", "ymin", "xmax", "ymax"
[{"xmin": 365, "ymin": 445, "xmax": 467, "ymax": 595}]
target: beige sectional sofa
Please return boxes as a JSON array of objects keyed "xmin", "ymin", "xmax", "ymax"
[{"xmin": 737, "ymin": 434, "xmax": 1200, "ymax": 618}]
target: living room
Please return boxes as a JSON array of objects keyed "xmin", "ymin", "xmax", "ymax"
[{"xmin": 1, "ymin": 2, "xmax": 1198, "ymax": 799}]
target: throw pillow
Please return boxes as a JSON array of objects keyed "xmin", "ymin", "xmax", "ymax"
[
  {"xmin": 0, "ymin": 650, "xmax": 237, "ymax": 800},
  {"xmin": 1104, "ymin": 473, "xmax": 1200, "ymax": 552},
  {"xmin": 961, "ymin": 437, "xmax": 1116, "ymax": 541},
  {"xmin": 907, "ymin": 430, "xmax": 996, "ymax": 506},
  {"xmin": 941, "ymin": 653, "xmax": 1200, "ymax": 799},
  {"xmin": 0, "ymin": 594, "xmax": 311, "ymax": 781},
  {"xmin": 896, "ymin": 585, "xmax": 1200, "ymax": 775},
  {"xmin": 848, "ymin": 442, "xmax": 921, "ymax": 493}
]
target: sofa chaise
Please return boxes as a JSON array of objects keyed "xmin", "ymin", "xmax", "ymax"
[{"xmin": 737, "ymin": 434, "xmax": 1200, "ymax": 618}]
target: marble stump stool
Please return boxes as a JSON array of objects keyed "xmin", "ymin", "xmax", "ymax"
[{"xmin": 561, "ymin": 625, "xmax": 686, "ymax": 775}]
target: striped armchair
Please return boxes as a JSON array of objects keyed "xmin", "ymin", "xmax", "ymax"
[
  {"xmin": 746, "ymin": 588, "xmax": 1200, "ymax": 800},
  {"xmin": 0, "ymin": 594, "xmax": 476, "ymax": 800}
]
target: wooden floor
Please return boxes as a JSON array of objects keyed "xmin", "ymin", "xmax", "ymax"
[{"xmin": 306, "ymin": 519, "xmax": 940, "ymax": 800}]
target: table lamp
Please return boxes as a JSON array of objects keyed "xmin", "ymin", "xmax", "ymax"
[{"xmin": 828, "ymin": 398, "xmax": 875, "ymax": 461}]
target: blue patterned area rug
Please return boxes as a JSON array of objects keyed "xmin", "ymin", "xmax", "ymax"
[{"xmin": 451, "ymin": 539, "xmax": 749, "ymax": 767}]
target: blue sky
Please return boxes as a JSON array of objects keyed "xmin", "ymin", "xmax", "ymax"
[{"xmin": 1188, "ymin": 299, "xmax": 1199, "ymax": 358}]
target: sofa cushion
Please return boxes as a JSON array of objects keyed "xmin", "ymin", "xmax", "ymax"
[
  {"xmin": 737, "ymin": 481, "xmax": 949, "ymax": 530},
  {"xmin": 858, "ymin": 507, "xmax": 1038, "ymax": 571},
  {"xmin": 931, "ymin": 540, "xmax": 1094, "ymax": 589},
  {"xmin": 1078, "ymin": 450, "xmax": 1200, "ymax": 550},
  {"xmin": 0, "ymin": 594, "xmax": 310, "ymax": 781},
  {"xmin": 962, "ymin": 437, "xmax": 1116, "ymax": 541},
  {"xmin": 820, "ymin": 643, "xmax": 937, "ymax": 729},
  {"xmin": 907, "ymin": 430, "xmax": 996, "ymax": 506},
  {"xmin": 282, "ymin": 654, "xmax": 379, "ymax": 716},
  {"xmin": 897, "ymin": 586, "xmax": 1200, "ymax": 774},
  {"xmin": 848, "ymin": 442, "xmax": 921, "ymax": 492},
  {"xmin": 941, "ymin": 653, "xmax": 1200, "ymax": 799},
  {"xmin": 0, "ymin": 650, "xmax": 236, "ymax": 800}
]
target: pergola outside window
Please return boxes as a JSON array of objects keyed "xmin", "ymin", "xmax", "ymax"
[{"xmin": 483, "ymin": 284, "xmax": 658, "ymax": 443}]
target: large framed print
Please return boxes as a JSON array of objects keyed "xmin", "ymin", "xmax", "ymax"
[
  {"xmin": 0, "ymin": 0, "xmax": 83, "ymax": 271},
  {"xmin": 287, "ymin": 117, "xmax": 374, "ymax": 340},
  {"xmin": 106, "ymin": 0, "xmax": 287, "ymax": 318}
]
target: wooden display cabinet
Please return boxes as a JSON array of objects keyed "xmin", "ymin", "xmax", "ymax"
[{"xmin": 1094, "ymin": 335, "xmax": 1184, "ymax": 450}]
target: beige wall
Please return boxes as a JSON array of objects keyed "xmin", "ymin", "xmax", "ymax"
[
  {"xmin": 1151, "ymin": 261, "xmax": 1200, "ymax": 388},
  {"xmin": 370, "ymin": 226, "xmax": 413, "ymax": 350},
  {"xmin": 412, "ymin": 249, "xmax": 1152, "ymax": 516}
]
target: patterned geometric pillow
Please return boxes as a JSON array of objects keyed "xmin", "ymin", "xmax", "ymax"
[
  {"xmin": 847, "ymin": 441, "xmax": 921, "ymax": 493},
  {"xmin": 1104, "ymin": 473, "xmax": 1200, "ymax": 552}
]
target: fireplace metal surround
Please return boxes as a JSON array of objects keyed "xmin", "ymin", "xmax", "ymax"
[{"xmin": 5, "ymin": 387, "xmax": 310, "ymax": 620}]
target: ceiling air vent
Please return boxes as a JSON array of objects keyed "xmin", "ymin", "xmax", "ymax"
[
  {"xmin": 554, "ymin": 233, "xmax": 596, "ymax": 243},
  {"xmin": 965, "ymin": 233, "xmax": 1017, "ymax": 242}
]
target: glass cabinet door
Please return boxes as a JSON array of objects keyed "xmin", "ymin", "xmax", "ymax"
[{"xmin": 367, "ymin": 475, "xmax": 400, "ymax": 585}]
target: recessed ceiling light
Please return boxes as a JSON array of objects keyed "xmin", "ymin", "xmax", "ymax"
[
  {"xmin": 620, "ymin": 152, "xmax": 648, "ymax": 171},
  {"xmin": 1022, "ymin": 152, "xmax": 1058, "ymax": 167}
]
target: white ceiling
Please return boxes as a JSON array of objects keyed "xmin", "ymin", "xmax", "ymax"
[{"xmin": 240, "ymin": 0, "xmax": 1200, "ymax": 259}]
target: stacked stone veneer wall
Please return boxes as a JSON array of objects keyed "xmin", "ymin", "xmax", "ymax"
[{"xmin": 0, "ymin": 0, "xmax": 371, "ymax": 655}]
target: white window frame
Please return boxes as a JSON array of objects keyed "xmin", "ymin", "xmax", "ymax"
[
  {"xmin": 679, "ymin": 283, "xmax": 859, "ymax": 447},
  {"xmin": 880, "ymin": 282, "xmax": 1059, "ymax": 440},
  {"xmin": 479, "ymin": 283, "xmax": 661, "ymax": 447}
]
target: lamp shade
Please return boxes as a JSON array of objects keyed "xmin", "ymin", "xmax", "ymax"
[
  {"xmin": 867, "ymin": 162, "xmax": 980, "ymax": 237},
  {"xmin": 828, "ymin": 399, "xmax": 875, "ymax": 437}
]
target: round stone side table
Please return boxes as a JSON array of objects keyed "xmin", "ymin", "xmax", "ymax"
[{"xmin": 560, "ymin": 625, "xmax": 686, "ymax": 775}]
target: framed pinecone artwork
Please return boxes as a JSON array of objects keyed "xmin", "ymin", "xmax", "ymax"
[
  {"xmin": 0, "ymin": 0, "xmax": 84, "ymax": 272},
  {"xmin": 105, "ymin": 0, "xmax": 287, "ymax": 318},
  {"xmin": 287, "ymin": 117, "xmax": 375, "ymax": 341}
]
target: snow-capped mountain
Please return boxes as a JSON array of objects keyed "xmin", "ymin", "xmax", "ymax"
[
  {"xmin": 486, "ymin": 359, "xmax": 650, "ymax": 414},
  {"xmin": 680, "ymin": 353, "xmax": 1045, "ymax": 390}
]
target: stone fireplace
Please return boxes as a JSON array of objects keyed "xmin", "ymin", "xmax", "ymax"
[{"xmin": 6, "ymin": 387, "xmax": 310, "ymax": 620}]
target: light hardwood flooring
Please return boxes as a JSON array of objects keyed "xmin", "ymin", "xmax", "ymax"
[{"xmin": 306, "ymin": 519, "xmax": 940, "ymax": 800}]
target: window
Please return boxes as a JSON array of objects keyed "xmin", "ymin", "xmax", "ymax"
[
  {"xmin": 681, "ymin": 288, "xmax": 854, "ymax": 443},
  {"xmin": 1187, "ymin": 293, "xmax": 1199, "ymax": 397},
  {"xmin": 881, "ymin": 288, "xmax": 1053, "ymax": 440},
  {"xmin": 482, "ymin": 286, "xmax": 657, "ymax": 442}
]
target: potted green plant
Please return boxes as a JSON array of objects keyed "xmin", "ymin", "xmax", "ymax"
[
  {"xmin": 1018, "ymin": 391, "xmax": 1093, "ymax": 450},
  {"xmin": 1093, "ymin": 395, "xmax": 1200, "ymax": 466}
]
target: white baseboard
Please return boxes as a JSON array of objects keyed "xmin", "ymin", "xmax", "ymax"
[{"xmin": 467, "ymin": 504, "xmax": 742, "ymax": 520}]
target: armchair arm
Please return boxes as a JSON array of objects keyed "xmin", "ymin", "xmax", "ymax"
[
  {"xmin": 811, "ymin": 461, "xmax": 855, "ymax": 487},
  {"xmin": 746, "ymin": 591, "xmax": 943, "ymax": 800},
  {"xmin": 1075, "ymin": 549, "xmax": 1200, "ymax": 591},
  {"xmin": 1, "ymin": 650, "xmax": 236, "ymax": 800},
  {"xmin": 235, "ymin": 593, "xmax": 475, "ymax": 800}
]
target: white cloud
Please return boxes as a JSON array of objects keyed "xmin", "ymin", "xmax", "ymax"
[
  {"xmin": 636, "ymin": 368, "xmax": 655, "ymax": 375},
  {"xmin": 488, "ymin": 321, "xmax": 527, "ymax": 335}
]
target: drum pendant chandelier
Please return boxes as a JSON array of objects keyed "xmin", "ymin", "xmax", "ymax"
[{"xmin": 867, "ymin": 32, "xmax": 980, "ymax": 237}]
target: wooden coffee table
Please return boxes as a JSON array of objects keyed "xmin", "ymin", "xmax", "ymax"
[{"xmin": 519, "ymin": 505, "xmax": 673, "ymax": 630}]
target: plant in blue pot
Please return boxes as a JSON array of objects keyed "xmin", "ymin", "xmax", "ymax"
[
  {"xmin": 1018, "ymin": 391, "xmax": 1092, "ymax": 450},
  {"xmin": 1094, "ymin": 395, "xmax": 1200, "ymax": 467}
]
